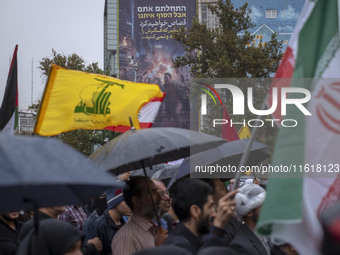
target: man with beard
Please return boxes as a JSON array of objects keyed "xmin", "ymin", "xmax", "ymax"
[
  {"xmin": 164, "ymin": 179, "xmax": 237, "ymax": 254},
  {"xmin": 229, "ymin": 184, "xmax": 270, "ymax": 255},
  {"xmin": 0, "ymin": 212, "xmax": 21, "ymax": 255},
  {"xmin": 111, "ymin": 177, "xmax": 168, "ymax": 255},
  {"xmin": 201, "ymin": 178, "xmax": 243, "ymax": 245}
]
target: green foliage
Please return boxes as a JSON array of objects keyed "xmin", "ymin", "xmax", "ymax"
[
  {"xmin": 176, "ymin": 0, "xmax": 283, "ymax": 164},
  {"xmin": 27, "ymin": 99, "xmax": 41, "ymax": 113},
  {"xmin": 39, "ymin": 49, "xmax": 107, "ymax": 80},
  {"xmin": 58, "ymin": 130, "xmax": 118, "ymax": 156},
  {"xmin": 32, "ymin": 49, "xmax": 118, "ymax": 156}
]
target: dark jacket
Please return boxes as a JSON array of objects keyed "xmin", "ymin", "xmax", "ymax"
[
  {"xmin": 83, "ymin": 209, "xmax": 100, "ymax": 242},
  {"xmin": 19, "ymin": 211, "xmax": 51, "ymax": 241},
  {"xmin": 89, "ymin": 209, "xmax": 125, "ymax": 255},
  {"xmin": 164, "ymin": 222, "xmax": 226, "ymax": 254},
  {"xmin": 229, "ymin": 225, "xmax": 270, "ymax": 255},
  {"xmin": 0, "ymin": 218, "xmax": 22, "ymax": 255},
  {"xmin": 224, "ymin": 216, "xmax": 243, "ymax": 245},
  {"xmin": 17, "ymin": 219, "xmax": 83, "ymax": 255},
  {"xmin": 162, "ymin": 213, "xmax": 177, "ymax": 233},
  {"xmin": 18, "ymin": 211, "xmax": 96, "ymax": 255}
]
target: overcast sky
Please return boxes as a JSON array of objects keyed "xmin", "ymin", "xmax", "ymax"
[{"xmin": 0, "ymin": 0, "xmax": 105, "ymax": 110}]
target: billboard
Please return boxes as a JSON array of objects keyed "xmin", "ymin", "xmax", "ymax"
[{"xmin": 119, "ymin": 0, "xmax": 196, "ymax": 128}]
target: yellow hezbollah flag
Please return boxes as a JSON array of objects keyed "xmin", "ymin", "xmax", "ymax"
[
  {"xmin": 238, "ymin": 126, "xmax": 251, "ymax": 139},
  {"xmin": 34, "ymin": 64, "xmax": 164, "ymax": 136}
]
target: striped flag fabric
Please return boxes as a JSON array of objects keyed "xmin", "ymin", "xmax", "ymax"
[
  {"xmin": 0, "ymin": 45, "xmax": 18, "ymax": 134},
  {"xmin": 265, "ymin": 1, "xmax": 313, "ymax": 125},
  {"xmin": 257, "ymin": 1, "xmax": 340, "ymax": 255},
  {"xmin": 108, "ymin": 95, "xmax": 164, "ymax": 132}
]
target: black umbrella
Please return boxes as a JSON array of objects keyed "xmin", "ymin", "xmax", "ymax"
[
  {"xmin": 0, "ymin": 134, "xmax": 123, "ymax": 213},
  {"xmin": 167, "ymin": 139, "xmax": 269, "ymax": 189},
  {"xmin": 130, "ymin": 163, "xmax": 168, "ymax": 178},
  {"xmin": 89, "ymin": 127, "xmax": 226, "ymax": 225},
  {"xmin": 151, "ymin": 164, "xmax": 181, "ymax": 187},
  {"xmin": 89, "ymin": 127, "xmax": 226, "ymax": 175}
]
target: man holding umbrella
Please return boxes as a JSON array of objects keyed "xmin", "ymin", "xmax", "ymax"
[{"xmin": 111, "ymin": 177, "xmax": 168, "ymax": 255}]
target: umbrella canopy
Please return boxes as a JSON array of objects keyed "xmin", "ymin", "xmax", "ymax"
[
  {"xmin": 89, "ymin": 127, "xmax": 226, "ymax": 175},
  {"xmin": 130, "ymin": 163, "xmax": 168, "ymax": 178},
  {"xmin": 0, "ymin": 135, "xmax": 123, "ymax": 213},
  {"xmin": 167, "ymin": 139, "xmax": 269, "ymax": 188},
  {"xmin": 151, "ymin": 164, "xmax": 181, "ymax": 187}
]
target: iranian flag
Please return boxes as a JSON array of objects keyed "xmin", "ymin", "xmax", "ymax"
[
  {"xmin": 0, "ymin": 45, "xmax": 18, "ymax": 134},
  {"xmin": 257, "ymin": 1, "xmax": 340, "ymax": 255}
]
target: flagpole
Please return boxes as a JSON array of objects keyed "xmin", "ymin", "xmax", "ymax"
[
  {"xmin": 232, "ymin": 99, "xmax": 267, "ymax": 190},
  {"xmin": 31, "ymin": 58, "xmax": 33, "ymax": 113}
]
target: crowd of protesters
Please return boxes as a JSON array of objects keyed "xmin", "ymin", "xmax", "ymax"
[{"xmin": 0, "ymin": 173, "xmax": 309, "ymax": 255}]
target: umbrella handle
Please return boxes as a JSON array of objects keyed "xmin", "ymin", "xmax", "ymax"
[
  {"xmin": 233, "ymin": 100, "xmax": 265, "ymax": 190},
  {"xmin": 141, "ymin": 161, "xmax": 161, "ymax": 227},
  {"xmin": 23, "ymin": 198, "xmax": 40, "ymax": 235}
]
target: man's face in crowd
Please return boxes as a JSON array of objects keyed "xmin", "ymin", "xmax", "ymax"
[
  {"xmin": 164, "ymin": 74, "xmax": 171, "ymax": 84},
  {"xmin": 197, "ymin": 194, "xmax": 216, "ymax": 235},
  {"xmin": 250, "ymin": 206, "xmax": 262, "ymax": 223},
  {"xmin": 2, "ymin": 212, "xmax": 19, "ymax": 222},
  {"xmin": 140, "ymin": 180, "xmax": 161, "ymax": 218},
  {"xmin": 153, "ymin": 180, "xmax": 170, "ymax": 215},
  {"xmin": 116, "ymin": 201, "xmax": 132, "ymax": 216}
]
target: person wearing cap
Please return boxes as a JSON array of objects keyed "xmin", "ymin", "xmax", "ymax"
[
  {"xmin": 229, "ymin": 184, "xmax": 271, "ymax": 255},
  {"xmin": 87, "ymin": 187, "xmax": 131, "ymax": 255}
]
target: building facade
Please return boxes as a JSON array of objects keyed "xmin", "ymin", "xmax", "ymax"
[
  {"xmin": 17, "ymin": 111, "xmax": 36, "ymax": 134},
  {"xmin": 104, "ymin": 0, "xmax": 304, "ymax": 76},
  {"xmin": 104, "ymin": 0, "xmax": 119, "ymax": 77}
]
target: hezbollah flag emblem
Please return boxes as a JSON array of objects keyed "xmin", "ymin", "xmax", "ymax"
[{"xmin": 35, "ymin": 64, "xmax": 164, "ymax": 136}]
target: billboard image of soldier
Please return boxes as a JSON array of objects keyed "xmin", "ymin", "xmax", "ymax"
[{"xmin": 119, "ymin": 0, "xmax": 196, "ymax": 128}]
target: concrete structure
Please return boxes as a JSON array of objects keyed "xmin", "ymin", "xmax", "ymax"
[{"xmin": 104, "ymin": 0, "xmax": 119, "ymax": 77}]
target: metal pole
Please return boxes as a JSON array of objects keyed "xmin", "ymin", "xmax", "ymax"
[
  {"xmin": 141, "ymin": 161, "xmax": 161, "ymax": 227},
  {"xmin": 31, "ymin": 58, "xmax": 33, "ymax": 113},
  {"xmin": 232, "ymin": 100, "xmax": 267, "ymax": 190}
]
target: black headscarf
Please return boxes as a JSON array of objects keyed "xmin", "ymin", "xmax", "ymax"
[{"xmin": 17, "ymin": 218, "xmax": 84, "ymax": 255}]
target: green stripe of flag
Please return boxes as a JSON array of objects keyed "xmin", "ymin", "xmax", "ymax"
[{"xmin": 258, "ymin": 0, "xmax": 339, "ymax": 236}]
